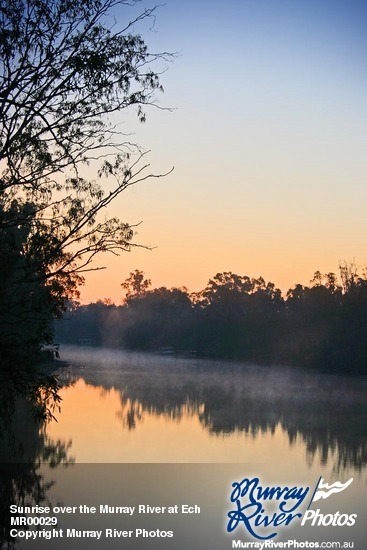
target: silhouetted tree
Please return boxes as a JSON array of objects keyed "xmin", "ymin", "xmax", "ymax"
[
  {"xmin": 121, "ymin": 269, "xmax": 152, "ymax": 304},
  {"xmin": 192, "ymin": 272, "xmax": 283, "ymax": 359},
  {"xmin": 335, "ymin": 263, "xmax": 367, "ymax": 373},
  {"xmin": 0, "ymin": 0, "xmax": 172, "ymax": 368},
  {"xmin": 56, "ymin": 265, "xmax": 367, "ymax": 374},
  {"xmin": 123, "ymin": 286, "xmax": 192, "ymax": 350}
]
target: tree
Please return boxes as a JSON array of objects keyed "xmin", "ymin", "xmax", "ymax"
[
  {"xmin": 192, "ymin": 272, "xmax": 283, "ymax": 359},
  {"xmin": 121, "ymin": 269, "xmax": 152, "ymax": 303},
  {"xmin": 122, "ymin": 285, "xmax": 193, "ymax": 350},
  {"xmin": 0, "ymin": 0, "xmax": 172, "ymax": 363}
]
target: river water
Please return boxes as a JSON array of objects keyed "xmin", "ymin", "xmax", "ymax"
[
  {"xmin": 2, "ymin": 345, "xmax": 366, "ymax": 548},
  {"xmin": 47, "ymin": 345, "xmax": 366, "ymax": 473}
]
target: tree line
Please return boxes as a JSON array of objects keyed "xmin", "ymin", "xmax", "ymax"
[{"xmin": 55, "ymin": 265, "xmax": 367, "ymax": 375}]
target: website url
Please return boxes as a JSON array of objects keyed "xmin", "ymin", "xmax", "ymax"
[{"xmin": 232, "ymin": 541, "xmax": 355, "ymax": 549}]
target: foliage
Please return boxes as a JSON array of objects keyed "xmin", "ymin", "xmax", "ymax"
[
  {"xmin": 0, "ymin": 0, "xmax": 168, "ymax": 193},
  {"xmin": 56, "ymin": 266, "xmax": 367, "ymax": 374},
  {"xmin": 122, "ymin": 286, "xmax": 192, "ymax": 349},
  {"xmin": 121, "ymin": 269, "xmax": 152, "ymax": 303},
  {"xmin": 0, "ymin": 0, "xmax": 172, "ymax": 368}
]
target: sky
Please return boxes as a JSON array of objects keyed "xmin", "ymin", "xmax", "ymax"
[{"xmin": 79, "ymin": 0, "xmax": 367, "ymax": 304}]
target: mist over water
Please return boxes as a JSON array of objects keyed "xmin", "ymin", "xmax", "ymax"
[
  {"xmin": 2, "ymin": 345, "xmax": 366, "ymax": 550},
  {"xmin": 47, "ymin": 345, "xmax": 367, "ymax": 473}
]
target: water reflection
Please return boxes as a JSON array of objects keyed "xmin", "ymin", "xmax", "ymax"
[
  {"xmin": 0, "ymin": 378, "xmax": 75, "ymax": 549},
  {"xmin": 1, "ymin": 348, "xmax": 366, "ymax": 549},
  {"xmin": 52, "ymin": 346, "xmax": 367, "ymax": 471}
]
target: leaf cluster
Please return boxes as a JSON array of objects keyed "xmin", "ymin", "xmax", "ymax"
[
  {"xmin": 0, "ymin": 0, "xmax": 173, "ymax": 375},
  {"xmin": 0, "ymin": 0, "xmax": 169, "ymax": 195}
]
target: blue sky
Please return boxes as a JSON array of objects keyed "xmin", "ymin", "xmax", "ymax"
[{"xmin": 81, "ymin": 0, "xmax": 367, "ymax": 303}]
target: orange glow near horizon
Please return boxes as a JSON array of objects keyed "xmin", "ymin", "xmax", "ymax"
[
  {"xmin": 77, "ymin": 238, "xmax": 360, "ymax": 305},
  {"xmin": 62, "ymin": 0, "xmax": 367, "ymax": 306}
]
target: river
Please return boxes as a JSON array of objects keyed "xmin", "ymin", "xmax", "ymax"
[
  {"xmin": 2, "ymin": 345, "xmax": 366, "ymax": 548},
  {"xmin": 46, "ymin": 345, "xmax": 366, "ymax": 472}
]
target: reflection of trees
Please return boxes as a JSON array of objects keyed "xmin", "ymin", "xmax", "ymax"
[
  {"xmin": 281, "ymin": 401, "xmax": 367, "ymax": 472},
  {"xmin": 0, "ymin": 383, "xmax": 74, "ymax": 549},
  {"xmin": 72, "ymin": 349, "xmax": 367, "ymax": 472},
  {"xmin": 197, "ymin": 393, "xmax": 367, "ymax": 473},
  {"xmin": 116, "ymin": 397, "xmax": 200, "ymax": 431},
  {"xmin": 131, "ymin": 388, "xmax": 366, "ymax": 472},
  {"xmin": 116, "ymin": 400, "xmax": 143, "ymax": 430}
]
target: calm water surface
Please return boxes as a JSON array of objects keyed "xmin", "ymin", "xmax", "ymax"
[
  {"xmin": 2, "ymin": 345, "xmax": 367, "ymax": 548},
  {"xmin": 47, "ymin": 345, "xmax": 367, "ymax": 476}
]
